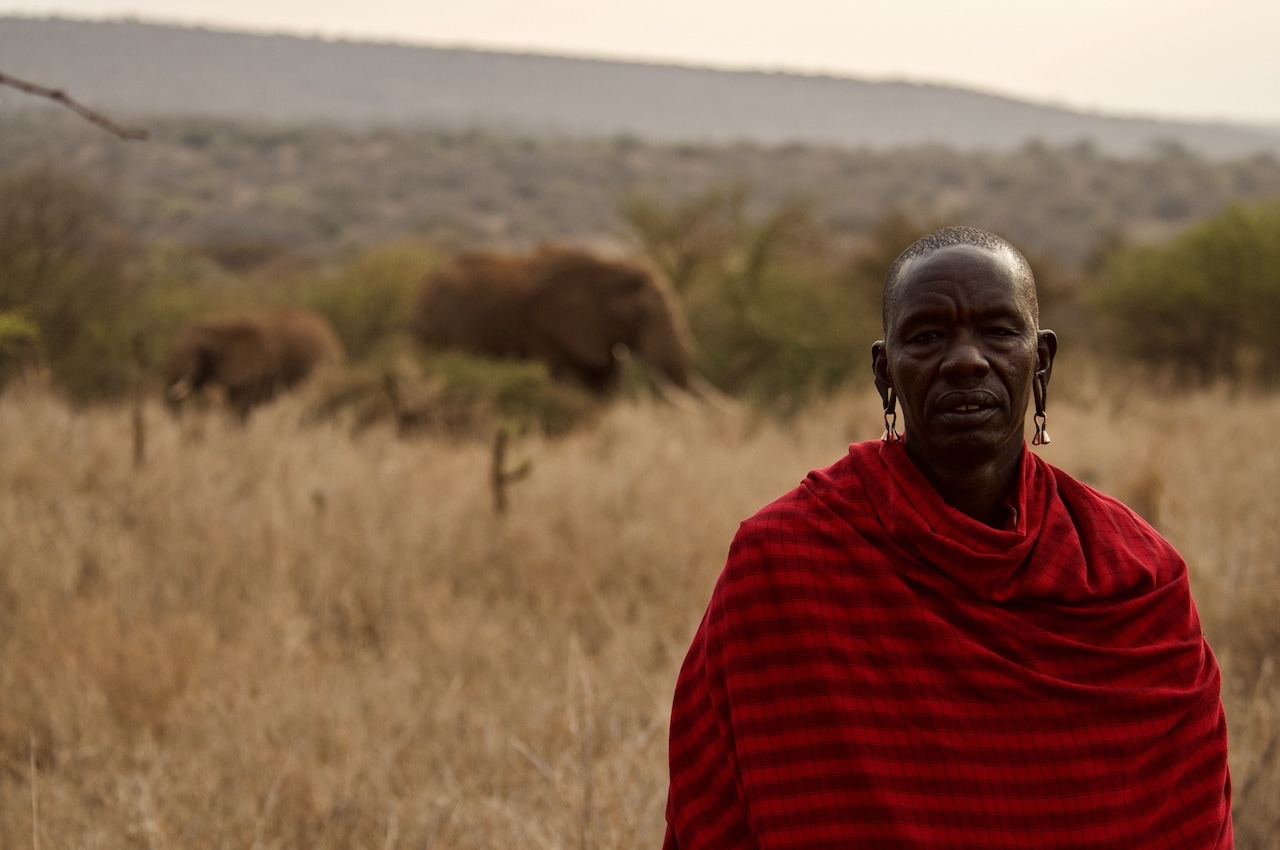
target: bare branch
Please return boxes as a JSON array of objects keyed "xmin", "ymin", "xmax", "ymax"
[{"xmin": 0, "ymin": 70, "xmax": 148, "ymax": 140}]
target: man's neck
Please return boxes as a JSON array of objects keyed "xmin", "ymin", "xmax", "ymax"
[{"xmin": 907, "ymin": 446, "xmax": 1023, "ymax": 528}]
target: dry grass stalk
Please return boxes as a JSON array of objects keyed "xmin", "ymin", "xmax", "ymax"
[
  {"xmin": 29, "ymin": 731, "xmax": 38, "ymax": 850},
  {"xmin": 130, "ymin": 334, "xmax": 149, "ymax": 470},
  {"xmin": 491, "ymin": 424, "xmax": 534, "ymax": 515}
]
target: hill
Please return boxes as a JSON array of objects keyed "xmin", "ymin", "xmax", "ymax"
[{"xmin": 3, "ymin": 16, "xmax": 1280, "ymax": 159}]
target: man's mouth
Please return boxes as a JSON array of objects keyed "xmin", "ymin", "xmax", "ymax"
[{"xmin": 934, "ymin": 392, "xmax": 1001, "ymax": 425}]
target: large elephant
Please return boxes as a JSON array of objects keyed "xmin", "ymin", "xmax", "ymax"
[
  {"xmin": 409, "ymin": 246, "xmax": 692, "ymax": 395},
  {"xmin": 165, "ymin": 307, "xmax": 346, "ymax": 419}
]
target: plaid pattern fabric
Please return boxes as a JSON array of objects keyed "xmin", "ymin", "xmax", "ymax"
[{"xmin": 665, "ymin": 440, "xmax": 1232, "ymax": 849}]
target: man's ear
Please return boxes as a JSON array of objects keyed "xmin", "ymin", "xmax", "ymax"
[
  {"xmin": 1036, "ymin": 330, "xmax": 1058, "ymax": 385},
  {"xmin": 871, "ymin": 340, "xmax": 891, "ymax": 408}
]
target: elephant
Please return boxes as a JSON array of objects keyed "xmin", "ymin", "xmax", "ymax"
[
  {"xmin": 165, "ymin": 307, "xmax": 346, "ymax": 419},
  {"xmin": 409, "ymin": 245, "xmax": 692, "ymax": 395}
]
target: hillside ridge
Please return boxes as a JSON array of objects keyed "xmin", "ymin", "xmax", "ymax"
[{"xmin": 3, "ymin": 16, "xmax": 1279, "ymax": 158}]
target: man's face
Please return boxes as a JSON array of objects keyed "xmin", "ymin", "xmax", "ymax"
[{"xmin": 874, "ymin": 244, "xmax": 1053, "ymax": 475}]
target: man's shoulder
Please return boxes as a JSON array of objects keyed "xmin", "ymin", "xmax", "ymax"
[
  {"xmin": 725, "ymin": 442, "xmax": 880, "ymax": 571},
  {"xmin": 703, "ymin": 443, "xmax": 890, "ymax": 633},
  {"xmin": 1043, "ymin": 458, "xmax": 1186, "ymax": 571}
]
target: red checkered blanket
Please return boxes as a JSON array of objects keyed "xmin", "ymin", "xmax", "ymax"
[{"xmin": 665, "ymin": 440, "xmax": 1231, "ymax": 849}]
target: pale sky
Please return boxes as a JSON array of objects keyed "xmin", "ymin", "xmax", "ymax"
[{"xmin": 3, "ymin": 0, "xmax": 1278, "ymax": 125}]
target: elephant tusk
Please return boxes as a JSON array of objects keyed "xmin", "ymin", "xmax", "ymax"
[{"xmin": 166, "ymin": 377, "xmax": 193, "ymax": 401}]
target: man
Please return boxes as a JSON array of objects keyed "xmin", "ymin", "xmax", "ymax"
[{"xmin": 664, "ymin": 227, "xmax": 1232, "ymax": 848}]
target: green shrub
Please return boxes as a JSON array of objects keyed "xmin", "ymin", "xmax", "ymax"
[
  {"xmin": 127, "ymin": 273, "xmax": 225, "ymax": 375},
  {"xmin": 622, "ymin": 187, "xmax": 744, "ymax": 294},
  {"xmin": 1092, "ymin": 201, "xmax": 1280, "ymax": 385},
  {"xmin": 0, "ymin": 164, "xmax": 144, "ymax": 401},
  {"xmin": 126, "ymin": 240, "xmax": 437, "ymax": 378},
  {"xmin": 686, "ymin": 253, "xmax": 868, "ymax": 409},
  {"xmin": 310, "ymin": 352, "xmax": 597, "ymax": 439},
  {"xmin": 419, "ymin": 353, "xmax": 598, "ymax": 437},
  {"xmin": 294, "ymin": 241, "xmax": 441, "ymax": 362},
  {"xmin": 625, "ymin": 189, "xmax": 883, "ymax": 409},
  {"xmin": 0, "ymin": 310, "xmax": 40, "ymax": 388}
]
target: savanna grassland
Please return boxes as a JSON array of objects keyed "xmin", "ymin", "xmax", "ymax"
[
  {"xmin": 3, "ymin": 105, "xmax": 1280, "ymax": 849},
  {"xmin": 1, "ymin": 377, "xmax": 1278, "ymax": 848}
]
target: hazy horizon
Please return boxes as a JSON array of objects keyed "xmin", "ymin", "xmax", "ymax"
[{"xmin": 1, "ymin": 0, "xmax": 1277, "ymax": 126}]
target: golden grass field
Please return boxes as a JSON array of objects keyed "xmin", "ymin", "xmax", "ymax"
[{"xmin": 1, "ymin": 376, "xmax": 1278, "ymax": 848}]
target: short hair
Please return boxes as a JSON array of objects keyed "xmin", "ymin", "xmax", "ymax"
[{"xmin": 882, "ymin": 226, "xmax": 1037, "ymax": 331}]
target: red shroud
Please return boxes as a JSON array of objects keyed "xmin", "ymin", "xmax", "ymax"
[{"xmin": 665, "ymin": 440, "xmax": 1231, "ymax": 849}]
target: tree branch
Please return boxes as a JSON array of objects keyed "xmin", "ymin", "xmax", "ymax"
[{"xmin": 0, "ymin": 70, "xmax": 148, "ymax": 140}]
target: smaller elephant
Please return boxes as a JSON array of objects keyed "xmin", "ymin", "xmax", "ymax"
[
  {"xmin": 410, "ymin": 245, "xmax": 692, "ymax": 395},
  {"xmin": 165, "ymin": 307, "xmax": 346, "ymax": 419}
]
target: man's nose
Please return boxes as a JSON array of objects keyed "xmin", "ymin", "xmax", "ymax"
[{"xmin": 940, "ymin": 332, "xmax": 990, "ymax": 376}]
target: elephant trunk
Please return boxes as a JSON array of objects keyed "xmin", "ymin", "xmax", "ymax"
[{"xmin": 638, "ymin": 309, "xmax": 692, "ymax": 392}]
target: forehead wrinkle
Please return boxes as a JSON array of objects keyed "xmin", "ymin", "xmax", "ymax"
[
  {"xmin": 885, "ymin": 247, "xmax": 1038, "ymax": 333},
  {"xmin": 890, "ymin": 294, "xmax": 1031, "ymax": 348}
]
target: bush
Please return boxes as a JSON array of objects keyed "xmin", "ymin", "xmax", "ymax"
[
  {"xmin": 310, "ymin": 351, "xmax": 598, "ymax": 439},
  {"xmin": 293, "ymin": 241, "xmax": 441, "ymax": 363},
  {"xmin": 127, "ymin": 240, "xmax": 438, "ymax": 379},
  {"xmin": 622, "ymin": 187, "xmax": 744, "ymax": 294},
  {"xmin": 1092, "ymin": 201, "xmax": 1280, "ymax": 385},
  {"xmin": 0, "ymin": 310, "xmax": 41, "ymax": 388},
  {"xmin": 418, "ymin": 353, "xmax": 598, "ymax": 437},
  {"xmin": 0, "ymin": 164, "xmax": 144, "ymax": 401},
  {"xmin": 625, "ymin": 189, "xmax": 888, "ymax": 409}
]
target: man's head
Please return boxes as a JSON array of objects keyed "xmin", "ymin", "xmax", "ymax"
[
  {"xmin": 882, "ymin": 227, "xmax": 1038, "ymax": 333},
  {"xmin": 872, "ymin": 227, "xmax": 1056, "ymax": 483}
]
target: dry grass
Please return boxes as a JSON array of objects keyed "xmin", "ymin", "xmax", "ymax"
[{"xmin": 0, "ymin": 379, "xmax": 1276, "ymax": 848}]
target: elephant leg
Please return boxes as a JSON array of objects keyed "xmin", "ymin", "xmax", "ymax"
[
  {"xmin": 225, "ymin": 387, "xmax": 255, "ymax": 423},
  {"xmin": 544, "ymin": 361, "xmax": 613, "ymax": 395},
  {"xmin": 574, "ymin": 363, "xmax": 618, "ymax": 395}
]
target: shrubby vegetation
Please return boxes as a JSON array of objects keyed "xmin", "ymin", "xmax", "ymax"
[
  {"xmin": 0, "ymin": 164, "xmax": 143, "ymax": 401},
  {"xmin": 0, "ymin": 163, "xmax": 600, "ymax": 431},
  {"xmin": 291, "ymin": 242, "xmax": 440, "ymax": 363},
  {"xmin": 5, "ymin": 113, "xmax": 1280, "ymax": 268},
  {"xmin": 622, "ymin": 193, "xmax": 1079, "ymax": 408},
  {"xmin": 624, "ymin": 187, "xmax": 1280, "ymax": 402},
  {"xmin": 3, "ymin": 131, "xmax": 1280, "ymax": 416},
  {"xmin": 627, "ymin": 190, "xmax": 898, "ymax": 407},
  {"xmin": 409, "ymin": 353, "xmax": 598, "ymax": 437},
  {"xmin": 1093, "ymin": 200, "xmax": 1280, "ymax": 386},
  {"xmin": 0, "ymin": 309, "xmax": 39, "ymax": 388},
  {"xmin": 310, "ymin": 352, "xmax": 598, "ymax": 439}
]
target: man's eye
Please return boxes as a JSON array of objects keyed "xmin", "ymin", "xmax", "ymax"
[{"xmin": 907, "ymin": 330, "xmax": 942, "ymax": 343}]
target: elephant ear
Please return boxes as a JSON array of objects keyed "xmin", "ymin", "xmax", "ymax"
[
  {"xmin": 525, "ymin": 258, "xmax": 623, "ymax": 373},
  {"xmin": 211, "ymin": 323, "xmax": 274, "ymax": 386},
  {"xmin": 585, "ymin": 261, "xmax": 691, "ymax": 389}
]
